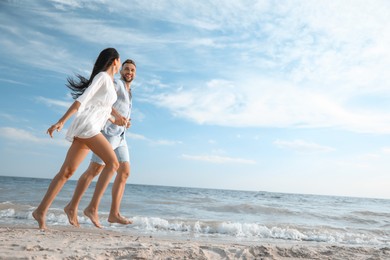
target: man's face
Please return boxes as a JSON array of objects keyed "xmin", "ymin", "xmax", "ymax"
[{"xmin": 120, "ymin": 63, "xmax": 136, "ymax": 83}]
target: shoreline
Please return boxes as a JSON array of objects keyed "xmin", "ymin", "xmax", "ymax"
[{"xmin": 1, "ymin": 225, "xmax": 389, "ymax": 259}]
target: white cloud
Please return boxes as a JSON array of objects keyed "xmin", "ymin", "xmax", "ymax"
[
  {"xmin": 181, "ymin": 154, "xmax": 256, "ymax": 164},
  {"xmin": 4, "ymin": 1, "xmax": 390, "ymax": 134},
  {"xmin": 0, "ymin": 78, "xmax": 29, "ymax": 86},
  {"xmin": 126, "ymin": 132, "xmax": 148, "ymax": 141},
  {"xmin": 0, "ymin": 127, "xmax": 40, "ymax": 142},
  {"xmin": 36, "ymin": 96, "xmax": 72, "ymax": 108},
  {"xmin": 49, "ymin": 0, "xmax": 83, "ymax": 10},
  {"xmin": 0, "ymin": 18, "xmax": 77, "ymax": 75},
  {"xmin": 0, "ymin": 127, "xmax": 69, "ymax": 147},
  {"xmin": 126, "ymin": 132, "xmax": 181, "ymax": 146},
  {"xmin": 136, "ymin": 1, "xmax": 390, "ymax": 133},
  {"xmin": 144, "ymin": 76, "xmax": 390, "ymax": 133},
  {"xmin": 0, "ymin": 2, "xmax": 270, "ymax": 73},
  {"xmin": 154, "ymin": 140, "xmax": 182, "ymax": 146},
  {"xmin": 273, "ymin": 139, "xmax": 335, "ymax": 153},
  {"xmin": 0, "ymin": 113, "xmax": 19, "ymax": 122}
]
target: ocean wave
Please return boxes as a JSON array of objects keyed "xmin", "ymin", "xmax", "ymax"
[
  {"xmin": 2, "ymin": 176, "xmax": 390, "ymax": 248},
  {"xmin": 125, "ymin": 216, "xmax": 389, "ymax": 246},
  {"xmin": 1, "ymin": 206, "xmax": 388, "ymax": 246},
  {"xmin": 0, "ymin": 208, "xmax": 32, "ymax": 220},
  {"xmin": 353, "ymin": 210, "xmax": 390, "ymax": 218},
  {"xmin": 203, "ymin": 203, "xmax": 295, "ymax": 215}
]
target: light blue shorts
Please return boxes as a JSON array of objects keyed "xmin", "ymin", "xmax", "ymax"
[{"xmin": 91, "ymin": 132, "xmax": 130, "ymax": 165}]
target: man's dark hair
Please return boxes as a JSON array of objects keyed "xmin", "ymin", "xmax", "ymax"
[{"xmin": 122, "ymin": 59, "xmax": 136, "ymax": 67}]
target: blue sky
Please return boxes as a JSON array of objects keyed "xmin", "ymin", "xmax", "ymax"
[{"xmin": 1, "ymin": 0, "xmax": 390, "ymax": 199}]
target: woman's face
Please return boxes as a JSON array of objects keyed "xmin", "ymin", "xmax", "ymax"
[
  {"xmin": 115, "ymin": 57, "xmax": 122, "ymax": 73},
  {"xmin": 115, "ymin": 57, "xmax": 121, "ymax": 74}
]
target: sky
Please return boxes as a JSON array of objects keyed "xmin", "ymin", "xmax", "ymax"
[{"xmin": 1, "ymin": 0, "xmax": 390, "ymax": 199}]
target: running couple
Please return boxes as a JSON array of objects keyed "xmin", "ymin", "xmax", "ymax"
[{"xmin": 33, "ymin": 48, "xmax": 136, "ymax": 229}]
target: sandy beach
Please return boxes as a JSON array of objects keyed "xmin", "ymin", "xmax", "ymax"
[{"xmin": 1, "ymin": 225, "xmax": 389, "ymax": 260}]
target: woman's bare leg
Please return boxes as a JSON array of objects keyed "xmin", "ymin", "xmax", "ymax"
[
  {"xmin": 108, "ymin": 162, "xmax": 132, "ymax": 224},
  {"xmin": 82, "ymin": 134, "xmax": 119, "ymax": 228},
  {"xmin": 64, "ymin": 162, "xmax": 104, "ymax": 227},
  {"xmin": 32, "ymin": 139, "xmax": 90, "ymax": 229}
]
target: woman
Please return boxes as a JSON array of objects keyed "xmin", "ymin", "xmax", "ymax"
[{"xmin": 33, "ymin": 47, "xmax": 124, "ymax": 230}]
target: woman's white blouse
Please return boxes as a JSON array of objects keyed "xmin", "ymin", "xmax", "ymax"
[{"xmin": 65, "ymin": 72, "xmax": 117, "ymax": 142}]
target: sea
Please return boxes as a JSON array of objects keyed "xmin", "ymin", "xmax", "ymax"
[{"xmin": 0, "ymin": 175, "xmax": 389, "ymax": 246}]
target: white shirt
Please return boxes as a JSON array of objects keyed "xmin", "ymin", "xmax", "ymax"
[
  {"xmin": 65, "ymin": 72, "xmax": 117, "ymax": 141},
  {"xmin": 102, "ymin": 79, "xmax": 132, "ymax": 137}
]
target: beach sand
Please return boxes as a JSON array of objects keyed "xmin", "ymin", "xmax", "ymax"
[{"xmin": 1, "ymin": 225, "xmax": 389, "ymax": 260}]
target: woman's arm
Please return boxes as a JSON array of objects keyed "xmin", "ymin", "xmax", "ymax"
[{"xmin": 47, "ymin": 101, "xmax": 81, "ymax": 138}]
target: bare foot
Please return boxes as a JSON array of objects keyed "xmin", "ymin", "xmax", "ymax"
[
  {"xmin": 83, "ymin": 207, "xmax": 102, "ymax": 228},
  {"xmin": 32, "ymin": 209, "xmax": 47, "ymax": 230},
  {"xmin": 64, "ymin": 204, "xmax": 80, "ymax": 227},
  {"xmin": 108, "ymin": 213, "xmax": 132, "ymax": 225}
]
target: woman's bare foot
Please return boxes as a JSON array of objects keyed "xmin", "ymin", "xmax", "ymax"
[
  {"xmin": 64, "ymin": 204, "xmax": 80, "ymax": 227},
  {"xmin": 32, "ymin": 209, "xmax": 47, "ymax": 230},
  {"xmin": 83, "ymin": 207, "xmax": 102, "ymax": 228},
  {"xmin": 108, "ymin": 213, "xmax": 132, "ymax": 225}
]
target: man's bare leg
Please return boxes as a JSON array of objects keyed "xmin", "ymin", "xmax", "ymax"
[
  {"xmin": 64, "ymin": 162, "xmax": 104, "ymax": 227},
  {"xmin": 108, "ymin": 162, "xmax": 132, "ymax": 224},
  {"xmin": 83, "ymin": 169, "xmax": 116, "ymax": 228}
]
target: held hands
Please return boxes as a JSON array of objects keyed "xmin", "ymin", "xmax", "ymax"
[
  {"xmin": 126, "ymin": 119, "xmax": 131, "ymax": 128},
  {"xmin": 47, "ymin": 122, "xmax": 64, "ymax": 138},
  {"xmin": 113, "ymin": 116, "xmax": 131, "ymax": 128}
]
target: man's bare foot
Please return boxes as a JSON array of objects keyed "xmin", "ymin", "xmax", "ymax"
[
  {"xmin": 64, "ymin": 204, "xmax": 80, "ymax": 227},
  {"xmin": 108, "ymin": 213, "xmax": 132, "ymax": 225},
  {"xmin": 83, "ymin": 207, "xmax": 102, "ymax": 228},
  {"xmin": 32, "ymin": 209, "xmax": 47, "ymax": 230}
]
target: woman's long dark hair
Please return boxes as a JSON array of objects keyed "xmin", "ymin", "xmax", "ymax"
[{"xmin": 67, "ymin": 48, "xmax": 119, "ymax": 99}]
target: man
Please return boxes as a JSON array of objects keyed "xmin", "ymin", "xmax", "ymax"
[{"xmin": 64, "ymin": 59, "xmax": 137, "ymax": 227}]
